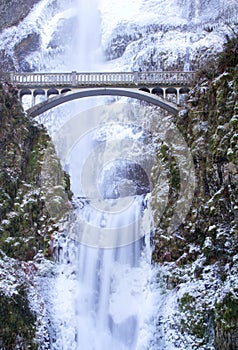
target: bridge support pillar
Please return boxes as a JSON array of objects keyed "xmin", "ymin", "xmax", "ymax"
[
  {"xmin": 10, "ymin": 71, "xmax": 14, "ymax": 84},
  {"xmin": 134, "ymin": 71, "xmax": 138, "ymax": 85},
  {"xmin": 176, "ymin": 88, "xmax": 180, "ymax": 105},
  {"xmin": 71, "ymin": 71, "xmax": 77, "ymax": 86},
  {"xmin": 32, "ymin": 93, "xmax": 35, "ymax": 108}
]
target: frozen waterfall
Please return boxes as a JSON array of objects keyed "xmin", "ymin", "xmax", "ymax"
[{"xmin": 38, "ymin": 0, "xmax": 158, "ymax": 349}]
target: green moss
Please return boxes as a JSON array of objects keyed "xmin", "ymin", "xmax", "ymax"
[
  {"xmin": 179, "ymin": 292, "xmax": 195, "ymax": 309},
  {"xmin": 0, "ymin": 85, "xmax": 72, "ymax": 263},
  {"xmin": 179, "ymin": 292, "xmax": 214, "ymax": 342},
  {"xmin": 0, "ymin": 289, "xmax": 37, "ymax": 350},
  {"xmin": 169, "ymin": 159, "xmax": 180, "ymax": 193},
  {"xmin": 160, "ymin": 143, "xmax": 170, "ymax": 160},
  {"xmin": 215, "ymin": 292, "xmax": 238, "ymax": 331}
]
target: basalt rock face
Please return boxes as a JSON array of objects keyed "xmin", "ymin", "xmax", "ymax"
[
  {"xmin": 0, "ymin": 0, "xmax": 42, "ymax": 72},
  {"xmin": 0, "ymin": 50, "xmax": 15, "ymax": 72},
  {"xmin": 0, "ymin": 0, "xmax": 40, "ymax": 31},
  {"xmin": 0, "ymin": 84, "xmax": 71, "ymax": 348},
  {"xmin": 151, "ymin": 37, "xmax": 238, "ymax": 349},
  {"xmin": 1, "ymin": 85, "xmax": 52, "ymax": 260},
  {"xmin": 14, "ymin": 32, "xmax": 41, "ymax": 72}
]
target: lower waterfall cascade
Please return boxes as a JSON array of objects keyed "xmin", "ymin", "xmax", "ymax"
[
  {"xmin": 38, "ymin": 102, "xmax": 161, "ymax": 349},
  {"xmin": 44, "ymin": 202, "xmax": 158, "ymax": 350}
]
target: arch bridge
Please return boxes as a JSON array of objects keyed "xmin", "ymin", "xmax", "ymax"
[{"xmin": 9, "ymin": 71, "xmax": 196, "ymax": 116}]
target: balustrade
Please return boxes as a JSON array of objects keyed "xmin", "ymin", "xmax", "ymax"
[{"xmin": 9, "ymin": 70, "xmax": 195, "ymax": 88}]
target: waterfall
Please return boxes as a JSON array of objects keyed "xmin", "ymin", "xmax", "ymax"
[
  {"xmin": 47, "ymin": 104, "xmax": 156, "ymax": 349},
  {"xmin": 71, "ymin": 0, "xmax": 102, "ymax": 70},
  {"xmin": 38, "ymin": 1, "xmax": 158, "ymax": 349},
  {"xmin": 46, "ymin": 115, "xmax": 156, "ymax": 349}
]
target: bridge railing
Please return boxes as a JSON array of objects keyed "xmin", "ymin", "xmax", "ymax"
[
  {"xmin": 137, "ymin": 71, "xmax": 196, "ymax": 85},
  {"xmin": 10, "ymin": 71, "xmax": 196, "ymax": 87},
  {"xmin": 11, "ymin": 72, "xmax": 73, "ymax": 85}
]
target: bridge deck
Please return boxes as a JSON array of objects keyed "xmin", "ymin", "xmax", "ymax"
[{"xmin": 10, "ymin": 71, "xmax": 196, "ymax": 88}]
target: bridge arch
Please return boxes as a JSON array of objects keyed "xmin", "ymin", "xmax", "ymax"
[
  {"xmin": 61, "ymin": 88, "xmax": 72, "ymax": 94},
  {"xmin": 151, "ymin": 87, "xmax": 164, "ymax": 96},
  {"xmin": 179, "ymin": 87, "xmax": 190, "ymax": 94},
  {"xmin": 166, "ymin": 87, "xmax": 177, "ymax": 95},
  {"xmin": 165, "ymin": 87, "xmax": 179, "ymax": 104},
  {"xmin": 20, "ymin": 88, "xmax": 32, "ymax": 98},
  {"xmin": 27, "ymin": 87, "xmax": 180, "ymax": 117},
  {"xmin": 47, "ymin": 88, "xmax": 59, "ymax": 98},
  {"xmin": 33, "ymin": 89, "xmax": 45, "ymax": 97},
  {"xmin": 139, "ymin": 86, "xmax": 150, "ymax": 93}
]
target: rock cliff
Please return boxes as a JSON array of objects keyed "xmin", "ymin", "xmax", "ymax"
[
  {"xmin": 0, "ymin": 0, "xmax": 40, "ymax": 31},
  {"xmin": 0, "ymin": 82, "xmax": 71, "ymax": 349},
  {"xmin": 151, "ymin": 35, "xmax": 238, "ymax": 349}
]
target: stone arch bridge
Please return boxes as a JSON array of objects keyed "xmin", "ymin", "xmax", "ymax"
[{"xmin": 9, "ymin": 71, "xmax": 196, "ymax": 116}]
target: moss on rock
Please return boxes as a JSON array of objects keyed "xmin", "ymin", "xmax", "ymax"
[
  {"xmin": 0, "ymin": 83, "xmax": 72, "ymax": 348},
  {"xmin": 0, "ymin": 289, "xmax": 37, "ymax": 350},
  {"xmin": 151, "ymin": 35, "xmax": 238, "ymax": 348},
  {"xmin": 0, "ymin": 83, "xmax": 71, "ymax": 261}
]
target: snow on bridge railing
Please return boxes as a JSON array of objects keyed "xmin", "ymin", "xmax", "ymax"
[{"xmin": 8, "ymin": 71, "xmax": 196, "ymax": 87}]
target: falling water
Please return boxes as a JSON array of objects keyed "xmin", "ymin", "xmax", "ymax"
[
  {"xmin": 43, "ymin": 0, "xmax": 156, "ymax": 349},
  {"xmin": 71, "ymin": 0, "xmax": 102, "ymax": 70}
]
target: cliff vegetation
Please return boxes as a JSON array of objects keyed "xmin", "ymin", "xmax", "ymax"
[
  {"xmin": 0, "ymin": 83, "xmax": 71, "ymax": 349},
  {"xmin": 152, "ymin": 34, "xmax": 238, "ymax": 349}
]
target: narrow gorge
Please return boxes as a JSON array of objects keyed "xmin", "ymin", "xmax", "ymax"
[{"xmin": 0, "ymin": 1, "xmax": 237, "ymax": 349}]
